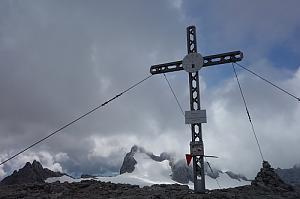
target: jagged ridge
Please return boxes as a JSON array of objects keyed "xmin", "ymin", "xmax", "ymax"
[
  {"xmin": 0, "ymin": 160, "xmax": 64, "ymax": 185},
  {"xmin": 120, "ymin": 145, "xmax": 249, "ymax": 184},
  {"xmin": 0, "ymin": 155, "xmax": 298, "ymax": 198}
]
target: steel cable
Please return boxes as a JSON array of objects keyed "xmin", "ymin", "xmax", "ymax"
[
  {"xmin": 235, "ymin": 62, "xmax": 300, "ymax": 102},
  {"xmin": 162, "ymin": 74, "xmax": 221, "ymax": 189},
  {"xmin": 205, "ymin": 158, "xmax": 222, "ymax": 189},
  {"xmin": 0, "ymin": 74, "xmax": 152, "ymax": 166},
  {"xmin": 232, "ymin": 63, "xmax": 264, "ymax": 161},
  {"xmin": 163, "ymin": 74, "xmax": 184, "ymax": 116}
]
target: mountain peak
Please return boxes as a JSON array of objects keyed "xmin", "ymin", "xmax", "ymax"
[
  {"xmin": 0, "ymin": 160, "xmax": 63, "ymax": 186},
  {"xmin": 119, "ymin": 145, "xmax": 250, "ymax": 186},
  {"xmin": 32, "ymin": 160, "xmax": 43, "ymax": 170},
  {"xmin": 120, "ymin": 145, "xmax": 173, "ymax": 175},
  {"xmin": 24, "ymin": 161, "xmax": 32, "ymax": 168}
]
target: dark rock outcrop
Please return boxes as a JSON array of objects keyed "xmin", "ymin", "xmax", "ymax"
[
  {"xmin": 0, "ymin": 179, "xmax": 299, "ymax": 198},
  {"xmin": 0, "ymin": 160, "xmax": 299, "ymax": 198},
  {"xmin": 0, "ymin": 160, "xmax": 63, "ymax": 185},
  {"xmin": 120, "ymin": 145, "xmax": 138, "ymax": 174},
  {"xmin": 80, "ymin": 174, "xmax": 97, "ymax": 179},
  {"xmin": 252, "ymin": 160, "xmax": 293, "ymax": 191},
  {"xmin": 276, "ymin": 165, "xmax": 300, "ymax": 185},
  {"xmin": 120, "ymin": 145, "xmax": 249, "ymax": 185},
  {"xmin": 120, "ymin": 145, "xmax": 173, "ymax": 174},
  {"xmin": 205, "ymin": 162, "xmax": 221, "ymax": 179},
  {"xmin": 171, "ymin": 160, "xmax": 193, "ymax": 183},
  {"xmin": 225, "ymin": 171, "xmax": 249, "ymax": 181},
  {"xmin": 147, "ymin": 152, "xmax": 173, "ymax": 162},
  {"xmin": 171, "ymin": 161, "xmax": 249, "ymax": 184}
]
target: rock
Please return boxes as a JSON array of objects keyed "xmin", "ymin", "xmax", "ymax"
[
  {"xmin": 0, "ymin": 180, "xmax": 299, "ymax": 198},
  {"xmin": 0, "ymin": 160, "xmax": 63, "ymax": 185},
  {"xmin": 1, "ymin": 158, "xmax": 300, "ymax": 198},
  {"xmin": 225, "ymin": 171, "xmax": 249, "ymax": 182},
  {"xmin": 120, "ymin": 145, "xmax": 138, "ymax": 174},
  {"xmin": 275, "ymin": 164, "xmax": 300, "ymax": 186},
  {"xmin": 204, "ymin": 162, "xmax": 220, "ymax": 179},
  {"xmin": 252, "ymin": 160, "xmax": 294, "ymax": 191},
  {"xmin": 80, "ymin": 174, "xmax": 97, "ymax": 179},
  {"xmin": 171, "ymin": 159, "xmax": 193, "ymax": 184},
  {"xmin": 120, "ymin": 145, "xmax": 173, "ymax": 174},
  {"xmin": 120, "ymin": 145, "xmax": 248, "ymax": 186},
  {"xmin": 147, "ymin": 152, "xmax": 172, "ymax": 162}
]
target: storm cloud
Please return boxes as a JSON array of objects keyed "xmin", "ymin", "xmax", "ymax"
[{"xmin": 0, "ymin": 0, "xmax": 300, "ymax": 179}]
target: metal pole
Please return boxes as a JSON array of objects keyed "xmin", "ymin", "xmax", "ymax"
[
  {"xmin": 186, "ymin": 26, "xmax": 205, "ymax": 193},
  {"xmin": 150, "ymin": 25, "xmax": 243, "ymax": 193}
]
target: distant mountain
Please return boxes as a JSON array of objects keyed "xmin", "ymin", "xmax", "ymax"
[
  {"xmin": 1, "ymin": 160, "xmax": 299, "ymax": 198},
  {"xmin": 276, "ymin": 165, "xmax": 300, "ymax": 185},
  {"xmin": 120, "ymin": 145, "xmax": 173, "ymax": 175},
  {"xmin": 120, "ymin": 145, "xmax": 250, "ymax": 187},
  {"xmin": 0, "ymin": 160, "xmax": 64, "ymax": 185},
  {"xmin": 45, "ymin": 145, "xmax": 251, "ymax": 189}
]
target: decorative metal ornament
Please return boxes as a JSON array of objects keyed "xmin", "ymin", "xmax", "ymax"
[{"xmin": 182, "ymin": 52, "xmax": 204, "ymax": 73}]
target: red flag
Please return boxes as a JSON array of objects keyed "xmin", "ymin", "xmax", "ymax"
[{"xmin": 185, "ymin": 154, "xmax": 192, "ymax": 166}]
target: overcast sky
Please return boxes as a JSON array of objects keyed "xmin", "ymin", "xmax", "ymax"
[{"xmin": 0, "ymin": 0, "xmax": 300, "ymax": 179}]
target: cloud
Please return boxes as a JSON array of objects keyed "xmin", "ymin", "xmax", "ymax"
[
  {"xmin": 180, "ymin": 0, "xmax": 300, "ymax": 63},
  {"xmin": 0, "ymin": 0, "xmax": 299, "ymax": 180},
  {"xmin": 0, "ymin": 155, "xmax": 7, "ymax": 179},
  {"xmin": 203, "ymin": 63, "xmax": 300, "ymax": 177},
  {"xmin": 0, "ymin": 0, "xmax": 187, "ymax": 178},
  {"xmin": 0, "ymin": 151, "xmax": 63, "ymax": 179}
]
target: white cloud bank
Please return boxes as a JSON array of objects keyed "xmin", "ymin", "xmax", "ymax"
[{"xmin": 0, "ymin": 0, "xmax": 299, "ymax": 180}]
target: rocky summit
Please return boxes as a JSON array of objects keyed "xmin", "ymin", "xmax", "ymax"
[
  {"xmin": 0, "ymin": 160, "xmax": 63, "ymax": 185},
  {"xmin": 252, "ymin": 160, "xmax": 294, "ymax": 192},
  {"xmin": 0, "ymin": 179, "xmax": 299, "ymax": 199},
  {"xmin": 0, "ymin": 160, "xmax": 300, "ymax": 198}
]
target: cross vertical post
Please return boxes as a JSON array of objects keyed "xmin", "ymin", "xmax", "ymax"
[
  {"xmin": 186, "ymin": 26, "xmax": 205, "ymax": 193},
  {"xmin": 150, "ymin": 25, "xmax": 243, "ymax": 193}
]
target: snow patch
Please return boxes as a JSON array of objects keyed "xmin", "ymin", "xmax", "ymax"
[{"xmin": 46, "ymin": 152, "xmax": 250, "ymax": 190}]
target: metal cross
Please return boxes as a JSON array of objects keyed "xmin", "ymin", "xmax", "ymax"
[{"xmin": 150, "ymin": 26, "xmax": 243, "ymax": 193}]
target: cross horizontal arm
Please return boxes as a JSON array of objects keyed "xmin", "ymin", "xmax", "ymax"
[
  {"xmin": 150, "ymin": 51, "xmax": 243, "ymax": 75},
  {"xmin": 150, "ymin": 60, "xmax": 183, "ymax": 75},
  {"xmin": 204, "ymin": 51, "xmax": 243, "ymax": 66}
]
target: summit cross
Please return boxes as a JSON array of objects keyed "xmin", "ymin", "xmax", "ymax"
[{"xmin": 150, "ymin": 26, "xmax": 243, "ymax": 193}]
